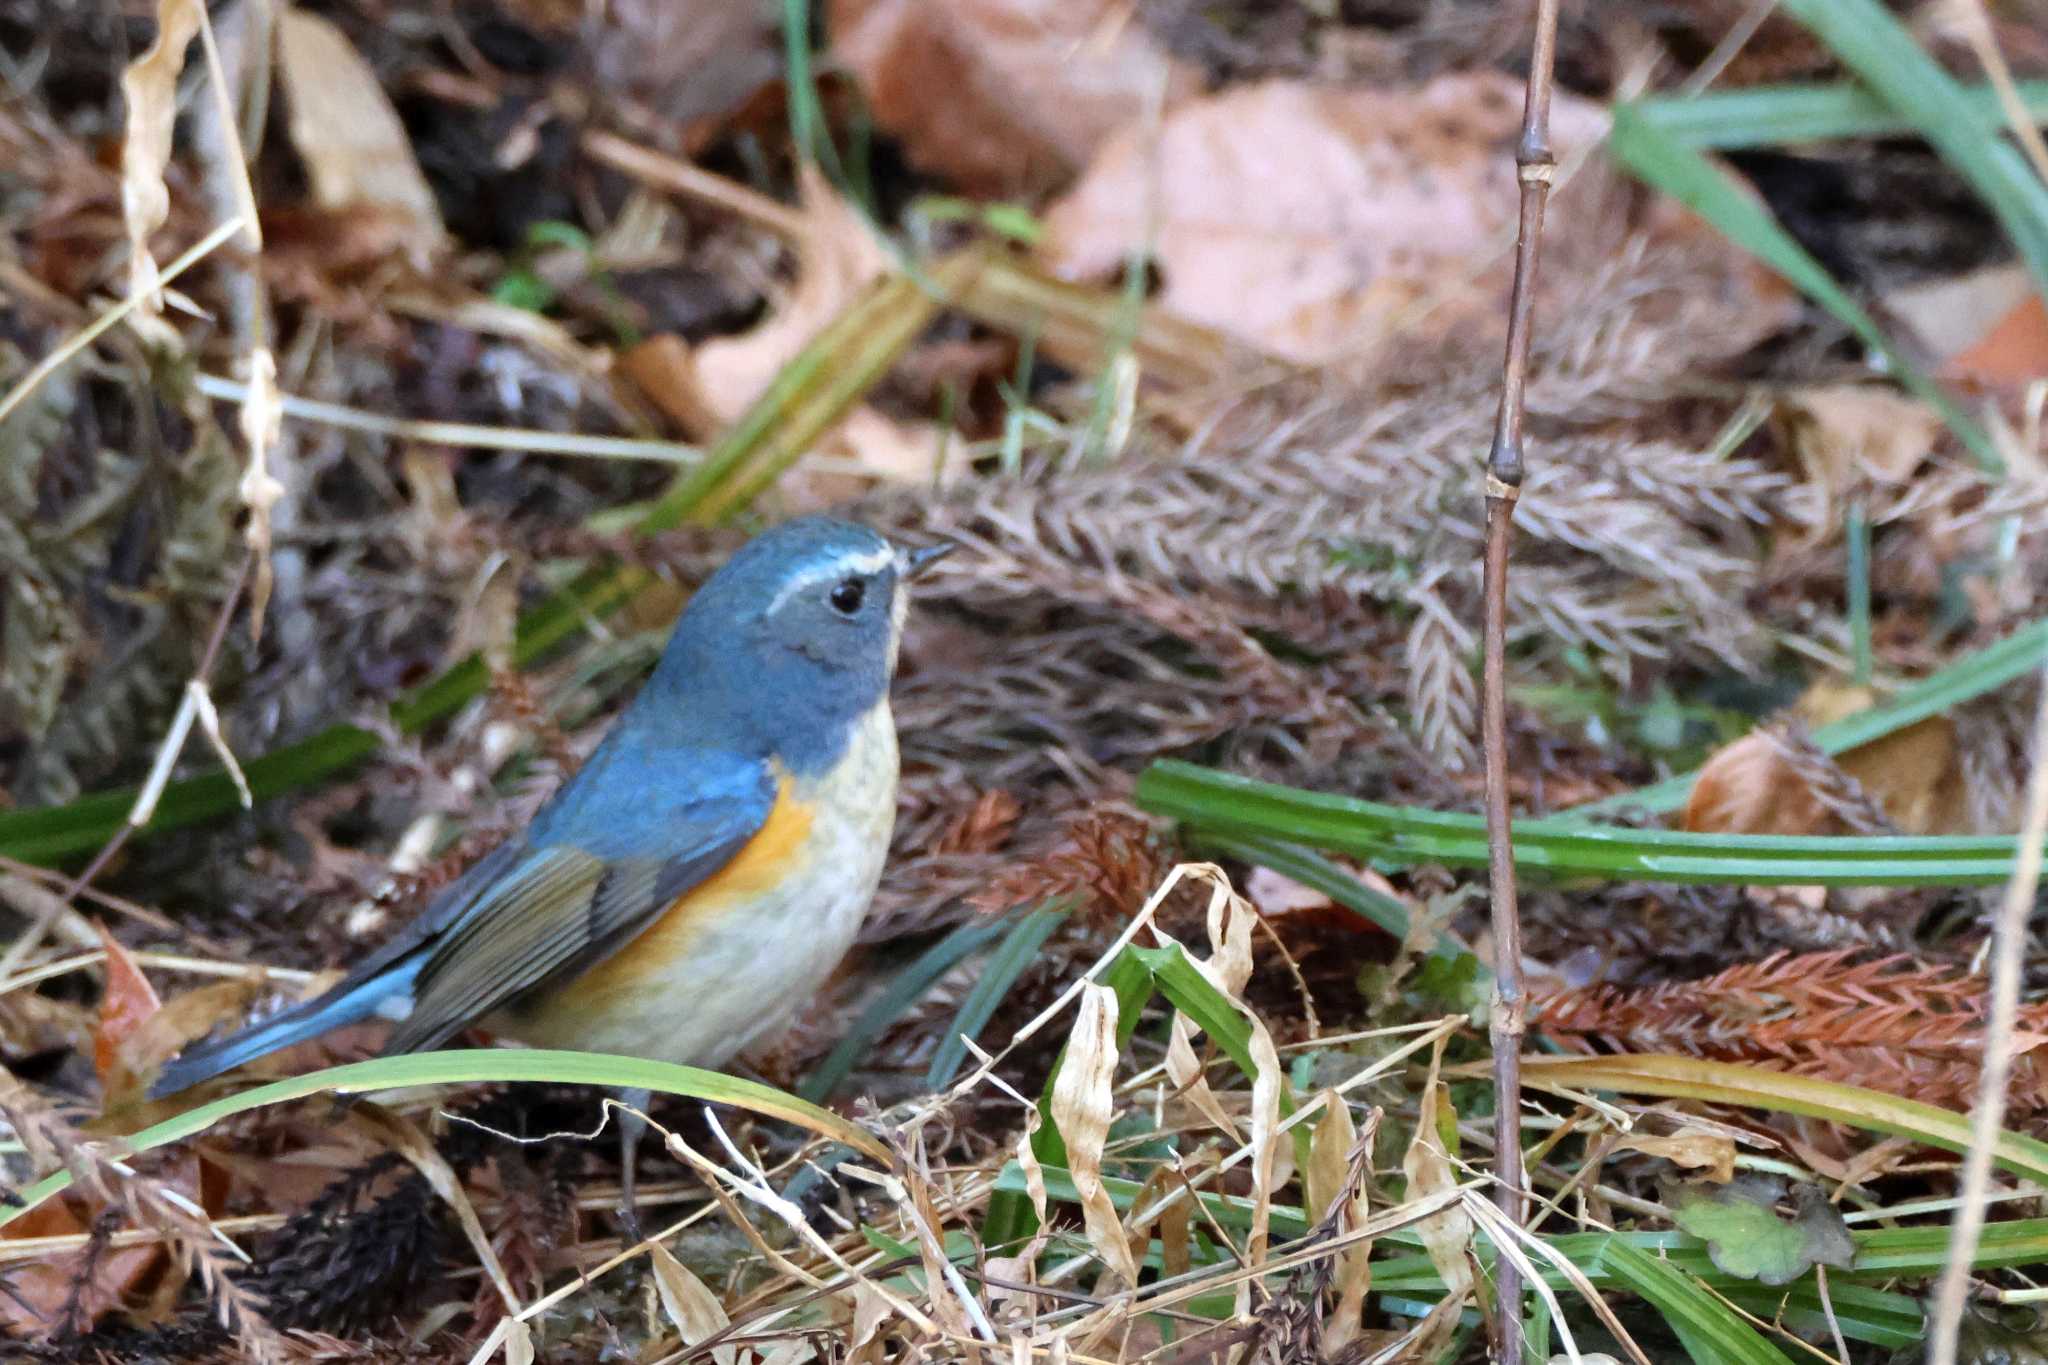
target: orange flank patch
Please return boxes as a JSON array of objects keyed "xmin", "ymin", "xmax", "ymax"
[{"xmin": 547, "ymin": 779, "xmax": 815, "ymax": 1008}]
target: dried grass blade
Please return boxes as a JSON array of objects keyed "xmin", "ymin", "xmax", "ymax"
[{"xmin": 1050, "ymin": 981, "xmax": 1137, "ymax": 1287}]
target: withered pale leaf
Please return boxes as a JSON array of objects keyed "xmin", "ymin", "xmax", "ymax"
[
  {"xmin": 619, "ymin": 169, "xmax": 949, "ymax": 492},
  {"xmin": 1307, "ymin": 1091, "xmax": 1374, "ymax": 1351},
  {"xmin": 1776, "ymin": 386, "xmax": 1944, "ymax": 500},
  {"xmin": 1164, "ymin": 1011, "xmax": 1240, "ymax": 1139},
  {"xmin": 236, "ymin": 348, "xmax": 284, "ymax": 639},
  {"xmin": 1402, "ymin": 1054, "xmax": 1474, "ymax": 1313},
  {"xmin": 1683, "ymin": 682, "xmax": 1969, "ymax": 837},
  {"xmin": 120, "ymin": 0, "xmax": 205, "ymax": 305},
  {"xmin": 649, "ymin": 1245, "xmax": 735, "ymax": 1365},
  {"xmin": 1042, "ymin": 74, "xmax": 1613, "ymax": 364},
  {"xmin": 276, "ymin": 9, "xmax": 443, "ymax": 259},
  {"xmin": 1049, "ymin": 981, "xmax": 1136, "ymax": 1287},
  {"xmin": 1612, "ymin": 1130, "xmax": 1736, "ymax": 1184}
]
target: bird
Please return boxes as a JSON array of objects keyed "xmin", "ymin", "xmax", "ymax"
[{"xmin": 152, "ymin": 516, "xmax": 951, "ymax": 1220}]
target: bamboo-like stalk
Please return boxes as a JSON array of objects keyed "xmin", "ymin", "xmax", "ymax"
[{"xmin": 1482, "ymin": 2, "xmax": 1562, "ymax": 1358}]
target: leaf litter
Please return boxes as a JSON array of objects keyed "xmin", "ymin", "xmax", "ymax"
[{"xmin": 3, "ymin": 0, "xmax": 2048, "ymax": 1360}]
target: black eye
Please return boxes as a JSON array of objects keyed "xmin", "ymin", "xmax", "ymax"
[{"xmin": 828, "ymin": 578, "xmax": 865, "ymax": 616}]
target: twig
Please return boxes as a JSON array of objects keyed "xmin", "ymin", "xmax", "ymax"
[
  {"xmin": 580, "ymin": 128, "xmax": 809, "ymax": 240},
  {"xmin": 192, "ymin": 372, "xmax": 706, "ymax": 465},
  {"xmin": 1482, "ymin": 2, "xmax": 1562, "ymax": 1360},
  {"xmin": 1679, "ymin": 0, "xmax": 1779, "ymax": 95},
  {"xmin": 60, "ymin": 546, "xmax": 255, "ymax": 903},
  {"xmin": 0, "ymin": 214, "xmax": 247, "ymax": 427},
  {"xmin": 1928, "ymin": 665, "xmax": 2048, "ymax": 1364}
]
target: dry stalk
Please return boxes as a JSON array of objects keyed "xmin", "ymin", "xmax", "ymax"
[
  {"xmin": 1928, "ymin": 664, "xmax": 2048, "ymax": 1363},
  {"xmin": 1481, "ymin": 2, "xmax": 1562, "ymax": 1358}
]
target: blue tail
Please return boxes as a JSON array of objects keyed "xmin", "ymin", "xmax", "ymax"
[{"xmin": 150, "ymin": 959, "xmax": 425, "ymax": 1098}]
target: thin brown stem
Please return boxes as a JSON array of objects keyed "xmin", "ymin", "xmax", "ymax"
[
  {"xmin": 1483, "ymin": 2, "xmax": 1561, "ymax": 1360},
  {"xmin": 1928, "ymin": 666, "xmax": 2048, "ymax": 1364},
  {"xmin": 59, "ymin": 545, "xmax": 255, "ymax": 903}
]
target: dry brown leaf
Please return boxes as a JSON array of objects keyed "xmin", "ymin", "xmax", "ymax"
[
  {"xmin": 92, "ymin": 922, "xmax": 161, "ymax": 1088},
  {"xmin": 1049, "ymin": 981, "xmax": 1136, "ymax": 1287},
  {"xmin": 1244, "ymin": 864, "xmax": 1335, "ymax": 916},
  {"xmin": 649, "ymin": 1245, "xmax": 735, "ymax": 1365},
  {"xmin": 1307, "ymin": 1093, "xmax": 1374, "ymax": 1352},
  {"xmin": 0, "ymin": 1188, "xmax": 179, "ymax": 1337},
  {"xmin": 1041, "ymin": 74, "xmax": 1615, "ymax": 364},
  {"xmin": 276, "ymin": 9, "xmax": 443, "ymax": 261},
  {"xmin": 1887, "ymin": 263, "xmax": 2036, "ymax": 366},
  {"xmin": 1946, "ymin": 291, "xmax": 2048, "ymax": 388},
  {"xmin": 1683, "ymin": 683, "xmax": 1970, "ymax": 836},
  {"xmin": 828, "ymin": 0, "xmax": 1198, "ymax": 195},
  {"xmin": 1775, "ymin": 386, "xmax": 1944, "ymax": 507},
  {"xmin": 691, "ymin": 165, "xmax": 887, "ymax": 425},
  {"xmin": 1401, "ymin": 1044, "xmax": 1473, "ymax": 1359},
  {"xmin": 1611, "ymin": 1130, "xmax": 1736, "ymax": 1183},
  {"xmin": 120, "ymin": 0, "xmax": 205, "ymax": 306}
]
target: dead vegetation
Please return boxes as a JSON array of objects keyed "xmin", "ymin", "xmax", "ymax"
[{"xmin": 2, "ymin": 0, "xmax": 2048, "ymax": 1360}]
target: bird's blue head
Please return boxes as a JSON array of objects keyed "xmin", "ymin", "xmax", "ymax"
[{"xmin": 638, "ymin": 517, "xmax": 951, "ymax": 775}]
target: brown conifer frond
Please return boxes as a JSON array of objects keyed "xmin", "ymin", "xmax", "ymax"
[
  {"xmin": 1533, "ymin": 951, "xmax": 2048, "ymax": 1118},
  {"xmin": 0, "ymin": 1072, "xmax": 284, "ymax": 1361}
]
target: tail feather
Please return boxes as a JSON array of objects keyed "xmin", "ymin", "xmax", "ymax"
[{"xmin": 149, "ymin": 961, "xmax": 422, "ymax": 1098}]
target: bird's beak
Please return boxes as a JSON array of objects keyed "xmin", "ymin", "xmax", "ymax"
[{"xmin": 897, "ymin": 540, "xmax": 956, "ymax": 579}]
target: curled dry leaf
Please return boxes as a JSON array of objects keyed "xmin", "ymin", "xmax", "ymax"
[
  {"xmin": 1049, "ymin": 980, "xmax": 1137, "ymax": 1287},
  {"xmin": 92, "ymin": 922, "xmax": 161, "ymax": 1087},
  {"xmin": 1042, "ymin": 73, "xmax": 1619, "ymax": 364},
  {"xmin": 1610, "ymin": 1129, "xmax": 1736, "ymax": 1183},
  {"xmin": 120, "ymin": 0, "xmax": 204, "ymax": 305},
  {"xmin": 1307, "ymin": 1092, "xmax": 1375, "ymax": 1352},
  {"xmin": 276, "ymin": 8, "xmax": 444, "ymax": 262},
  {"xmin": 828, "ymin": 0, "xmax": 1199, "ymax": 195},
  {"xmin": 1153, "ymin": 867, "xmax": 1286, "ymax": 1293},
  {"xmin": 1682, "ymin": 683, "xmax": 1969, "ymax": 836}
]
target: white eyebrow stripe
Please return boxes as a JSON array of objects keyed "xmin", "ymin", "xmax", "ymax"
[{"xmin": 763, "ymin": 544, "xmax": 896, "ymax": 615}]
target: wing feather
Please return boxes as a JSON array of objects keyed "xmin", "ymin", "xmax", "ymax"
[{"xmin": 379, "ymin": 751, "xmax": 776, "ymax": 1055}]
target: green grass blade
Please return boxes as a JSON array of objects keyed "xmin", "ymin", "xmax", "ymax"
[
  {"xmin": 1, "ymin": 1049, "xmax": 886, "ymax": 1231},
  {"xmin": 1139, "ymin": 760, "xmax": 2046, "ymax": 887},
  {"xmin": 1132, "ymin": 941, "xmax": 1308, "ymax": 1171},
  {"xmin": 1776, "ymin": 0, "xmax": 2048, "ymax": 299},
  {"xmin": 799, "ymin": 915, "xmax": 1013, "ymax": 1103},
  {"xmin": 1637, "ymin": 80, "xmax": 2048, "ymax": 149},
  {"xmin": 1598, "ymin": 1239, "xmax": 1797, "ymax": 1364},
  {"xmin": 924, "ymin": 906, "xmax": 1065, "ymax": 1089},
  {"xmin": 1608, "ymin": 102, "xmax": 1999, "ymax": 470},
  {"xmin": 1519, "ymin": 1054, "xmax": 2048, "ymax": 1188}
]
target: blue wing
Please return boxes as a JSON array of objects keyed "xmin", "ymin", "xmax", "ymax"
[{"xmin": 151, "ymin": 741, "xmax": 775, "ymax": 1096}]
